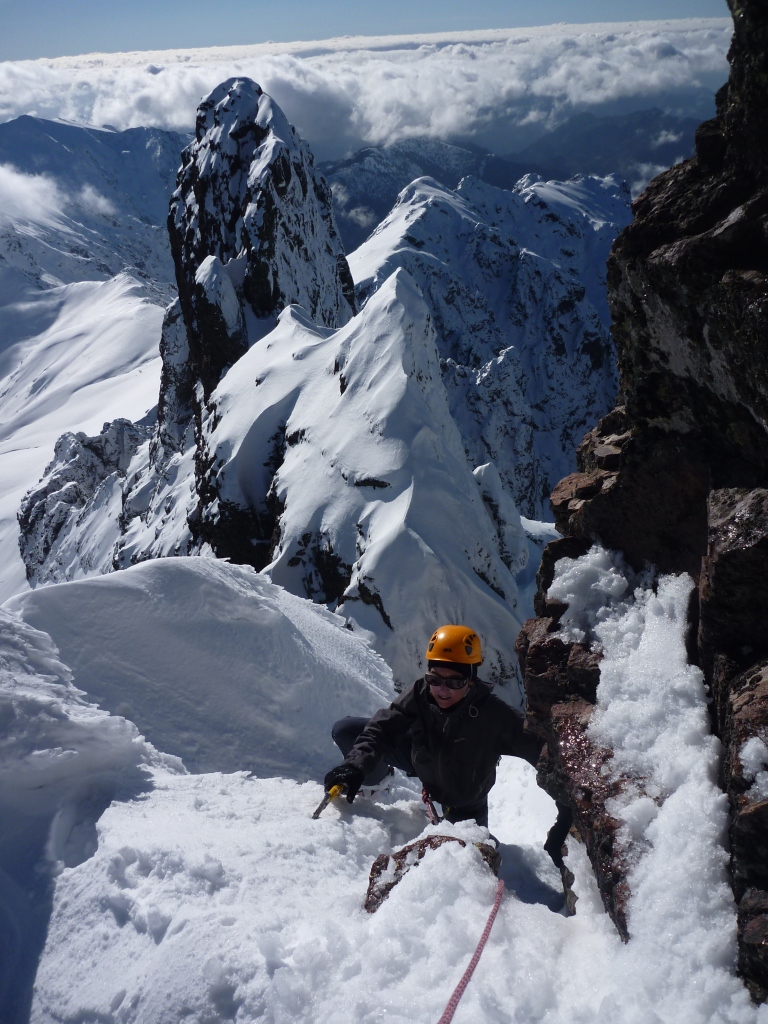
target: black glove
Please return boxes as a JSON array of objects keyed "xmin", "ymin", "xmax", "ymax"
[{"xmin": 324, "ymin": 763, "xmax": 365, "ymax": 803}]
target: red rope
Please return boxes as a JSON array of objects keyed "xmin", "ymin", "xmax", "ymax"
[{"xmin": 436, "ymin": 878, "xmax": 505, "ymax": 1024}]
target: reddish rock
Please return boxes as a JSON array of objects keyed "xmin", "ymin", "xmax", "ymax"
[
  {"xmin": 738, "ymin": 889, "xmax": 768, "ymax": 1002},
  {"xmin": 537, "ymin": 699, "xmax": 632, "ymax": 939}
]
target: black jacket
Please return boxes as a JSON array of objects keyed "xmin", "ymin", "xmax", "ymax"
[{"xmin": 344, "ymin": 677, "xmax": 542, "ymax": 809}]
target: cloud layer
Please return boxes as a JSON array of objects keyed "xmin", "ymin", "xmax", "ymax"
[{"xmin": 0, "ymin": 20, "xmax": 731, "ymax": 159}]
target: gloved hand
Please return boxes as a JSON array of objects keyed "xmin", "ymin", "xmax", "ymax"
[{"xmin": 324, "ymin": 763, "xmax": 365, "ymax": 803}]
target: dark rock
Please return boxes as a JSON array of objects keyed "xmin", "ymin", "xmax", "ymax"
[
  {"xmin": 516, "ymin": 2, "xmax": 768, "ymax": 984},
  {"xmin": 738, "ymin": 889, "xmax": 768, "ymax": 1002},
  {"xmin": 699, "ymin": 488, "xmax": 768, "ymax": 675},
  {"xmin": 165, "ymin": 78, "xmax": 356, "ymax": 566},
  {"xmin": 168, "ymin": 77, "xmax": 354, "ymax": 404},
  {"xmin": 18, "ymin": 419, "xmax": 152, "ymax": 583}
]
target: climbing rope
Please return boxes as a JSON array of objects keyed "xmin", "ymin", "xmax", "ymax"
[{"xmin": 435, "ymin": 877, "xmax": 505, "ymax": 1024}]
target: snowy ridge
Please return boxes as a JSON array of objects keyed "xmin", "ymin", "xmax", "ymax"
[
  {"xmin": 191, "ymin": 270, "xmax": 526, "ymax": 691},
  {"xmin": 349, "ymin": 173, "xmax": 632, "ymax": 516},
  {"xmin": 5, "ymin": 557, "xmax": 394, "ymax": 777},
  {"xmin": 16, "ymin": 270, "xmax": 531, "ymax": 691}
]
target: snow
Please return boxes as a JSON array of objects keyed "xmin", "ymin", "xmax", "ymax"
[
  {"xmin": 0, "ymin": 116, "xmax": 183, "ymax": 300},
  {"xmin": 0, "ymin": 543, "xmax": 765, "ymax": 1021},
  {"xmin": 740, "ymin": 737, "xmax": 768, "ymax": 803},
  {"xmin": 546, "ymin": 546, "xmax": 766, "ymax": 1023},
  {"xmin": 0, "ymin": 274, "xmax": 162, "ymax": 603},
  {"xmin": 348, "ymin": 173, "xmax": 631, "ymax": 517},
  {"xmin": 199, "ymin": 269, "xmax": 527, "ymax": 692},
  {"xmin": 0, "ymin": 113, "xmax": 184, "ymax": 603},
  {"xmin": 5, "ymin": 557, "xmax": 394, "ymax": 777}
]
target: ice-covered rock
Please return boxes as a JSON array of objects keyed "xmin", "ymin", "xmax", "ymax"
[
  {"xmin": 166, "ymin": 76, "xmax": 355, "ymax": 410},
  {"xmin": 349, "ymin": 173, "xmax": 632, "ymax": 517},
  {"xmin": 17, "ymin": 418, "xmax": 153, "ymax": 586}
]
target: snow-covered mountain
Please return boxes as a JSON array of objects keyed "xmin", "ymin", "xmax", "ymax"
[
  {"xmin": 0, "ymin": 115, "xmax": 185, "ymax": 303},
  {"xmin": 10, "ymin": 77, "xmax": 635, "ymax": 692},
  {"xmin": 22, "ymin": 271, "xmax": 529, "ymax": 691},
  {"xmin": 321, "ymin": 137, "xmax": 536, "ymax": 251},
  {"xmin": 13, "ymin": 80, "xmax": 536, "ymax": 691},
  {"xmin": 350, "ymin": 173, "xmax": 632, "ymax": 517},
  {"xmin": 0, "ymin": 116, "xmax": 187, "ymax": 601}
]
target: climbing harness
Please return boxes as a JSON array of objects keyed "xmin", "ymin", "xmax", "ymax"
[
  {"xmin": 315, "ymin": 786, "xmax": 346, "ymax": 819},
  {"xmin": 435, "ymin": 877, "xmax": 505, "ymax": 1024}
]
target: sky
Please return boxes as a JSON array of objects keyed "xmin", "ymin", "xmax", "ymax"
[{"xmin": 0, "ymin": 0, "xmax": 728, "ymax": 62}]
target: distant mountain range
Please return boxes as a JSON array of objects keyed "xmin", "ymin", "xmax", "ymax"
[{"xmin": 321, "ymin": 108, "xmax": 696, "ymax": 250}]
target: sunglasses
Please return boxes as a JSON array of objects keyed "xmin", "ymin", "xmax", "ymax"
[{"xmin": 426, "ymin": 671, "xmax": 469, "ymax": 690}]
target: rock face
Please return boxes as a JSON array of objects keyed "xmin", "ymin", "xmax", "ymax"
[
  {"xmin": 18, "ymin": 419, "xmax": 153, "ymax": 585},
  {"xmin": 166, "ymin": 77, "xmax": 354, "ymax": 404},
  {"xmin": 517, "ymin": 0, "xmax": 768, "ymax": 996},
  {"xmin": 162, "ymin": 77, "xmax": 356, "ymax": 561},
  {"xmin": 17, "ymin": 78, "xmax": 359, "ymax": 581}
]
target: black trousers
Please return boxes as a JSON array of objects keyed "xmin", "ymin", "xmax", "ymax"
[{"xmin": 332, "ymin": 716, "xmax": 489, "ymax": 826}]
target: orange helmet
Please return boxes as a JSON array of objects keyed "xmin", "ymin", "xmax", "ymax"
[{"xmin": 425, "ymin": 625, "xmax": 482, "ymax": 665}]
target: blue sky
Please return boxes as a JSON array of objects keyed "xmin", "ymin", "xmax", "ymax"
[{"xmin": 0, "ymin": 0, "xmax": 727, "ymax": 62}]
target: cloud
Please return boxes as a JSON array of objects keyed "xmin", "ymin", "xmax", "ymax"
[
  {"xmin": 0, "ymin": 20, "xmax": 731, "ymax": 159},
  {"xmin": 76, "ymin": 184, "xmax": 117, "ymax": 217},
  {"xmin": 0, "ymin": 163, "xmax": 64, "ymax": 227}
]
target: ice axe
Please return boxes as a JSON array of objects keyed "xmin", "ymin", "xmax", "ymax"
[{"xmin": 312, "ymin": 784, "xmax": 345, "ymax": 819}]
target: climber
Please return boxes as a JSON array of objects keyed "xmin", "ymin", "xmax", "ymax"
[{"xmin": 324, "ymin": 624, "xmax": 572, "ymax": 865}]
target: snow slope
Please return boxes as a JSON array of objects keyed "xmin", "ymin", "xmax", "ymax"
[
  {"xmin": 18, "ymin": 267, "xmax": 530, "ymax": 692},
  {"xmin": 0, "ymin": 274, "xmax": 162, "ymax": 602},
  {"xmin": 350, "ymin": 173, "xmax": 632, "ymax": 517},
  {"xmin": 0, "ymin": 556, "xmax": 393, "ymax": 1023},
  {"xmin": 6, "ymin": 557, "xmax": 394, "ymax": 777},
  {"xmin": 6, "ymin": 557, "xmax": 766, "ymax": 1024}
]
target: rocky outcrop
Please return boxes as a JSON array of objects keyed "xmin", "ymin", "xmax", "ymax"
[
  {"xmin": 514, "ymin": 538, "xmax": 634, "ymax": 935},
  {"xmin": 517, "ymin": 0, "xmax": 768, "ymax": 995},
  {"xmin": 18, "ymin": 419, "xmax": 152, "ymax": 585},
  {"xmin": 159, "ymin": 77, "xmax": 356, "ymax": 563},
  {"xmin": 165, "ymin": 76, "xmax": 354, "ymax": 408}
]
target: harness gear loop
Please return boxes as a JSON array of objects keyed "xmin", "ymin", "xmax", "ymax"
[{"xmin": 435, "ymin": 878, "xmax": 505, "ymax": 1024}]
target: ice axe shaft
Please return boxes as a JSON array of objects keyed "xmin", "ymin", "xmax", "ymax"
[
  {"xmin": 422, "ymin": 787, "xmax": 442, "ymax": 825},
  {"xmin": 312, "ymin": 784, "xmax": 344, "ymax": 819}
]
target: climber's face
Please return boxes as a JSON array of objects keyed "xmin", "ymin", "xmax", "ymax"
[{"xmin": 427, "ymin": 666, "xmax": 470, "ymax": 708}]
